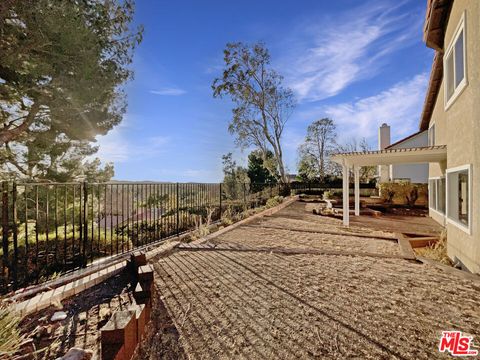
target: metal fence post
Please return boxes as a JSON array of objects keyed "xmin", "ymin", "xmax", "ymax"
[
  {"xmin": 219, "ymin": 183, "xmax": 222, "ymax": 218},
  {"xmin": 176, "ymin": 183, "xmax": 179, "ymax": 236},
  {"xmin": 2, "ymin": 182, "xmax": 9, "ymax": 282},
  {"xmin": 12, "ymin": 182, "xmax": 18, "ymax": 289},
  {"xmin": 82, "ymin": 182, "xmax": 88, "ymax": 267}
]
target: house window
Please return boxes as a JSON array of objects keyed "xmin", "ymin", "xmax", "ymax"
[
  {"xmin": 438, "ymin": 177, "xmax": 446, "ymax": 214},
  {"xmin": 429, "ymin": 179, "xmax": 436, "ymax": 209},
  {"xmin": 428, "ymin": 124, "xmax": 435, "ymax": 146},
  {"xmin": 444, "ymin": 12, "xmax": 467, "ymax": 109},
  {"xmin": 429, "ymin": 177, "xmax": 445, "ymax": 214},
  {"xmin": 447, "ymin": 165, "xmax": 471, "ymax": 233}
]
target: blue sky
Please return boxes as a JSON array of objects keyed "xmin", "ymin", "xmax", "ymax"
[{"xmin": 95, "ymin": 0, "xmax": 434, "ymax": 182}]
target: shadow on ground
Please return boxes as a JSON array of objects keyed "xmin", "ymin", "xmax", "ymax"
[{"xmin": 146, "ymin": 201, "xmax": 480, "ymax": 359}]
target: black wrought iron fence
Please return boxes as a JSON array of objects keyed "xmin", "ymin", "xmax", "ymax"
[{"xmin": 0, "ymin": 181, "xmax": 286, "ymax": 293}]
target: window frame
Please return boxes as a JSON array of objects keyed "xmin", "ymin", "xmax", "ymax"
[
  {"xmin": 446, "ymin": 164, "xmax": 472, "ymax": 235},
  {"xmin": 428, "ymin": 176, "xmax": 446, "ymax": 216},
  {"xmin": 444, "ymin": 11, "xmax": 467, "ymax": 110}
]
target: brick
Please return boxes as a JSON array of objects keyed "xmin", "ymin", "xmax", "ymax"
[
  {"xmin": 139, "ymin": 278, "xmax": 154, "ymax": 293},
  {"xmin": 144, "ymin": 299, "xmax": 152, "ymax": 323},
  {"xmin": 137, "ymin": 264, "xmax": 154, "ymax": 283},
  {"xmin": 131, "ymin": 252, "xmax": 147, "ymax": 267},
  {"xmin": 101, "ymin": 310, "xmax": 137, "ymax": 360},
  {"xmin": 133, "ymin": 283, "xmax": 150, "ymax": 304},
  {"xmin": 72, "ymin": 278, "xmax": 87, "ymax": 295},
  {"xmin": 101, "ymin": 343, "xmax": 124, "ymax": 360},
  {"xmin": 129, "ymin": 304, "xmax": 146, "ymax": 343}
]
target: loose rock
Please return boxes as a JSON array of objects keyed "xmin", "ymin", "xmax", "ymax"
[
  {"xmin": 51, "ymin": 311, "xmax": 68, "ymax": 322},
  {"xmin": 59, "ymin": 347, "xmax": 93, "ymax": 360}
]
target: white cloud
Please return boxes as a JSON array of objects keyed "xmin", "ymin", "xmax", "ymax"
[
  {"xmin": 149, "ymin": 87, "xmax": 186, "ymax": 96},
  {"xmin": 318, "ymin": 73, "xmax": 428, "ymax": 144},
  {"xmin": 93, "ymin": 125, "xmax": 170, "ymax": 163},
  {"xmin": 281, "ymin": 0, "xmax": 422, "ymax": 102}
]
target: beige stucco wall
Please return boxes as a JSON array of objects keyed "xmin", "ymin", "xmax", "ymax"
[
  {"xmin": 428, "ymin": 0, "xmax": 480, "ymax": 273},
  {"xmin": 391, "ymin": 131, "xmax": 429, "ymax": 183}
]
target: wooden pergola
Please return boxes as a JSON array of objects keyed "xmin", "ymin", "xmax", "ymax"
[{"xmin": 331, "ymin": 145, "xmax": 447, "ymax": 226}]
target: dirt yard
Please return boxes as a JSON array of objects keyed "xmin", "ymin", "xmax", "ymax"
[{"xmin": 146, "ymin": 201, "xmax": 480, "ymax": 359}]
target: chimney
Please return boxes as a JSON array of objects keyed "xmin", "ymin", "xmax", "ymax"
[
  {"xmin": 378, "ymin": 123, "xmax": 391, "ymax": 150},
  {"xmin": 378, "ymin": 123, "xmax": 391, "ymax": 184}
]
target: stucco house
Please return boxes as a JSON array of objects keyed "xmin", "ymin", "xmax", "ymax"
[
  {"xmin": 377, "ymin": 123, "xmax": 429, "ymax": 184},
  {"xmin": 332, "ymin": 0, "xmax": 480, "ymax": 274}
]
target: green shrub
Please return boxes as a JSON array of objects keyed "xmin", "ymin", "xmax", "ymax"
[
  {"xmin": 379, "ymin": 182, "xmax": 396, "ymax": 203},
  {"xmin": 379, "ymin": 182, "xmax": 428, "ymax": 205}
]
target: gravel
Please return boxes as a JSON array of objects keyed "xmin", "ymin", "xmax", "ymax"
[{"xmin": 147, "ymin": 201, "xmax": 480, "ymax": 359}]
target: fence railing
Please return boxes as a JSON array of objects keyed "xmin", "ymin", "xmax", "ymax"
[{"xmin": 0, "ymin": 181, "xmax": 286, "ymax": 293}]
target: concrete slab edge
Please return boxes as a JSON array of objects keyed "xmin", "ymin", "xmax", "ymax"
[{"xmin": 13, "ymin": 261, "xmax": 126, "ymax": 317}]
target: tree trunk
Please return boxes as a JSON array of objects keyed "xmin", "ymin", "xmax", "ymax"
[
  {"xmin": 273, "ymin": 143, "xmax": 287, "ymax": 184},
  {"xmin": 0, "ymin": 102, "xmax": 40, "ymax": 145}
]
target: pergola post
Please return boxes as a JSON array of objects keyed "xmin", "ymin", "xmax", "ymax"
[
  {"xmin": 342, "ymin": 163, "xmax": 350, "ymax": 226},
  {"xmin": 354, "ymin": 166, "xmax": 360, "ymax": 216}
]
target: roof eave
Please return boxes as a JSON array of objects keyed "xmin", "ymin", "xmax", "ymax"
[
  {"xmin": 423, "ymin": 0, "xmax": 453, "ymax": 51},
  {"xmin": 419, "ymin": 52, "xmax": 444, "ymax": 131}
]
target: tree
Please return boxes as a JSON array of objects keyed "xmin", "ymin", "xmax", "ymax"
[
  {"xmin": 0, "ymin": 136, "xmax": 115, "ymax": 182},
  {"xmin": 297, "ymin": 156, "xmax": 317, "ymax": 182},
  {"xmin": 298, "ymin": 118, "xmax": 336, "ymax": 181},
  {"xmin": 247, "ymin": 150, "xmax": 277, "ymax": 190},
  {"xmin": 212, "ymin": 42, "xmax": 295, "ymax": 184},
  {"xmin": 221, "ymin": 153, "xmax": 249, "ymax": 200},
  {"xmin": 0, "ymin": 0, "xmax": 143, "ymax": 180}
]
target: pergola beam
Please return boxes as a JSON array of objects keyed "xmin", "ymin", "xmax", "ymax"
[
  {"xmin": 354, "ymin": 166, "xmax": 360, "ymax": 216},
  {"xmin": 342, "ymin": 163, "xmax": 350, "ymax": 226},
  {"xmin": 333, "ymin": 146, "xmax": 447, "ymax": 227}
]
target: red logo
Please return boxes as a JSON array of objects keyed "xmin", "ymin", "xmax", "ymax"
[{"xmin": 439, "ymin": 331, "xmax": 478, "ymax": 356}]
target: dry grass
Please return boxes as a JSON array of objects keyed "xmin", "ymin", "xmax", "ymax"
[
  {"xmin": 414, "ymin": 230, "xmax": 452, "ymax": 266},
  {"xmin": 146, "ymin": 201, "xmax": 480, "ymax": 359},
  {"xmin": 153, "ymin": 250, "xmax": 480, "ymax": 359},
  {"xmin": 0, "ymin": 303, "xmax": 26, "ymax": 358},
  {"xmin": 191, "ymin": 207, "xmax": 215, "ymax": 240}
]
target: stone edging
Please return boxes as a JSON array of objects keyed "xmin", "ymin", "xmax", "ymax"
[{"xmin": 14, "ymin": 261, "xmax": 126, "ymax": 317}]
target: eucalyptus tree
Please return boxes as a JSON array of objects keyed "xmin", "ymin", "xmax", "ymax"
[{"xmin": 212, "ymin": 42, "xmax": 295, "ymax": 184}]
